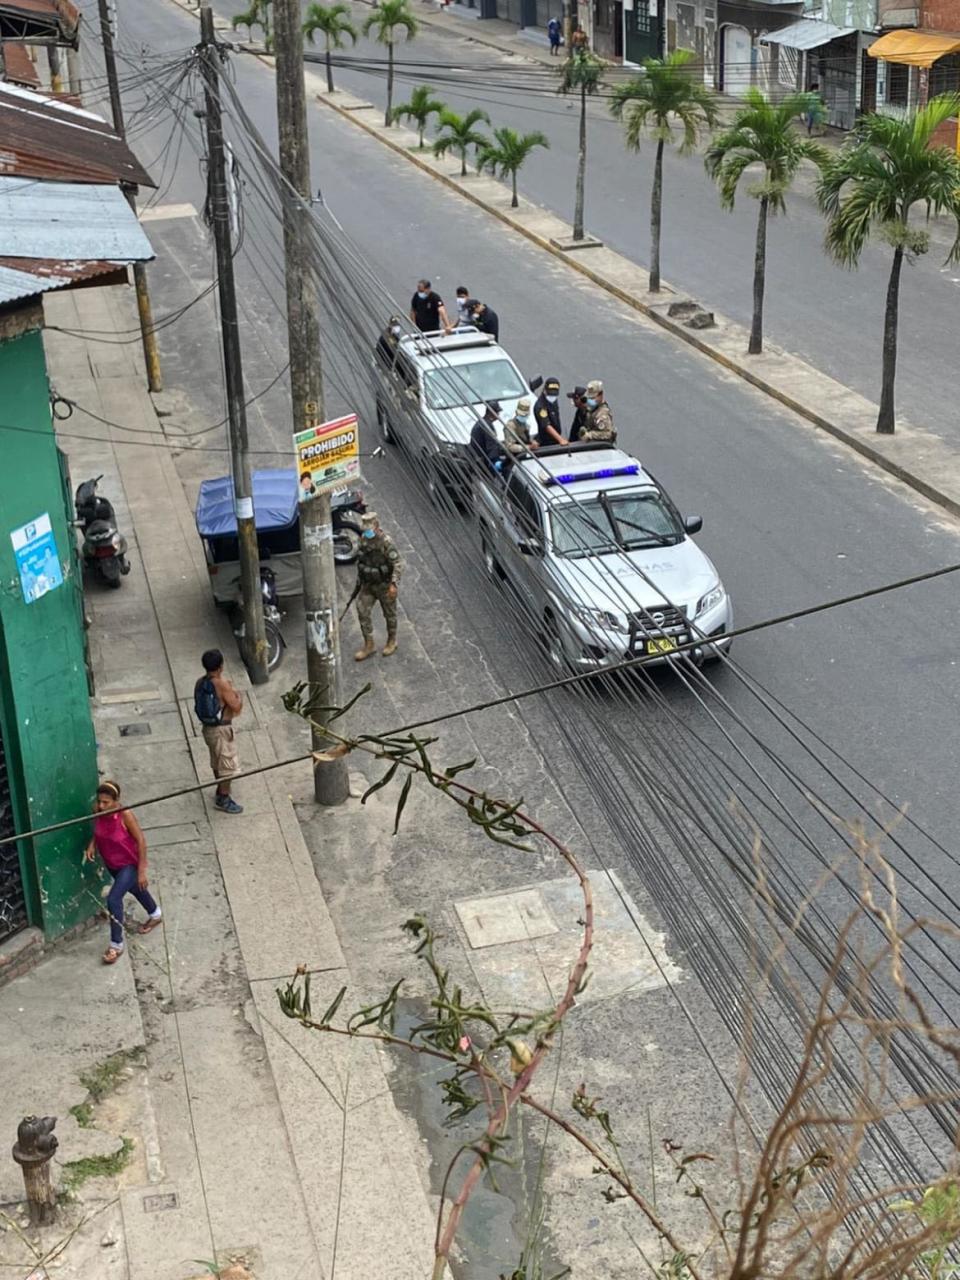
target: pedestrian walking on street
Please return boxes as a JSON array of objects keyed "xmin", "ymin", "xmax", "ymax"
[
  {"xmin": 410, "ymin": 279, "xmax": 451, "ymax": 333},
  {"xmin": 195, "ymin": 649, "xmax": 244, "ymax": 814},
  {"xmin": 566, "ymin": 384, "xmax": 588, "ymax": 441},
  {"xmin": 580, "ymin": 379, "xmax": 616, "ymax": 442},
  {"xmin": 570, "ymin": 23, "xmax": 588, "ymax": 51},
  {"xmin": 355, "ymin": 512, "xmax": 403, "ymax": 660},
  {"xmin": 534, "ymin": 376, "xmax": 567, "ymax": 446},
  {"xmin": 548, "ymin": 16, "xmax": 562, "ymax": 54},
  {"xmin": 84, "ymin": 780, "xmax": 161, "ymax": 965}
]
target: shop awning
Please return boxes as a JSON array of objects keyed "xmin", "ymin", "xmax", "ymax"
[
  {"xmin": 761, "ymin": 18, "xmax": 855, "ymax": 49},
  {"xmin": 868, "ymin": 28, "xmax": 960, "ymax": 66}
]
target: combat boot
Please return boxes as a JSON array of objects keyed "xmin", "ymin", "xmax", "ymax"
[
  {"xmin": 382, "ymin": 632, "xmax": 398, "ymax": 657},
  {"xmin": 354, "ymin": 638, "xmax": 375, "ymax": 662}
]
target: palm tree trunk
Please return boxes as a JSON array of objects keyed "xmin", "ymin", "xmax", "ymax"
[
  {"xmin": 385, "ymin": 41, "xmax": 393, "ymax": 127},
  {"xmin": 748, "ymin": 195, "xmax": 768, "ymax": 356},
  {"xmin": 511, "ymin": 169, "xmax": 518, "ymax": 208},
  {"xmin": 573, "ymin": 82, "xmax": 586, "ymax": 240},
  {"xmin": 649, "ymin": 137, "xmax": 664, "ymax": 293},
  {"xmin": 460, "ymin": 149, "xmax": 467, "ymax": 178},
  {"xmin": 326, "ymin": 44, "xmax": 334, "ymax": 94},
  {"xmin": 418, "ymin": 123, "xmax": 424, "ymax": 148},
  {"xmin": 877, "ymin": 244, "xmax": 903, "ymax": 434}
]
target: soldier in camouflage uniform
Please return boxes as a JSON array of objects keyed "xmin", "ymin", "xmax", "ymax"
[
  {"xmin": 355, "ymin": 512, "xmax": 403, "ymax": 660},
  {"xmin": 580, "ymin": 379, "xmax": 616, "ymax": 443}
]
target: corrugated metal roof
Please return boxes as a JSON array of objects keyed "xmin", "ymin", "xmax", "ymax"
[
  {"xmin": 0, "ymin": 176, "xmax": 154, "ymax": 260},
  {"xmin": 1, "ymin": 41, "xmax": 41, "ymax": 86},
  {"xmin": 0, "ymin": 0, "xmax": 79, "ymax": 44},
  {"xmin": 761, "ymin": 17, "xmax": 856, "ymax": 46},
  {"xmin": 0, "ymin": 84, "xmax": 153, "ymax": 186},
  {"xmin": 0, "ymin": 257, "xmax": 126, "ymax": 304}
]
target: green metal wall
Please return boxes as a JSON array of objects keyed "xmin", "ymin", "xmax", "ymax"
[{"xmin": 0, "ymin": 327, "xmax": 99, "ymax": 939}]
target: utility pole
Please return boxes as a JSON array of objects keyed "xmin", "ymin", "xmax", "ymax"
[
  {"xmin": 199, "ymin": 5, "xmax": 269, "ymax": 685},
  {"xmin": 273, "ymin": 0, "xmax": 349, "ymax": 804},
  {"xmin": 562, "ymin": 0, "xmax": 572, "ymax": 56},
  {"xmin": 46, "ymin": 45, "xmax": 63, "ymax": 93},
  {"xmin": 96, "ymin": 0, "xmax": 163, "ymax": 394}
]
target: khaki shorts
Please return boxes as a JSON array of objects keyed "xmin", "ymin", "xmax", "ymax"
[{"xmin": 202, "ymin": 723, "xmax": 240, "ymax": 779}]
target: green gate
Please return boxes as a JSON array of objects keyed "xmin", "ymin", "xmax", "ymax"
[{"xmin": 624, "ymin": 0, "xmax": 660, "ymax": 64}]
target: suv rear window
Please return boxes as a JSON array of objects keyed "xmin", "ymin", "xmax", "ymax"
[
  {"xmin": 550, "ymin": 491, "xmax": 682, "ymax": 557},
  {"xmin": 422, "ymin": 359, "xmax": 526, "ymax": 410}
]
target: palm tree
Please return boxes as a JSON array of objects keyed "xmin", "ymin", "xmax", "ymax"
[
  {"xmin": 432, "ymin": 107, "xmax": 490, "ymax": 177},
  {"xmin": 303, "ymin": 2, "xmax": 357, "ymax": 94},
  {"xmin": 558, "ymin": 51, "xmax": 603, "ymax": 242},
  {"xmin": 705, "ymin": 89, "xmax": 827, "ymax": 355},
  {"xmin": 232, "ymin": 0, "xmax": 272, "ymax": 50},
  {"xmin": 610, "ymin": 49, "xmax": 719, "ymax": 292},
  {"xmin": 391, "ymin": 84, "xmax": 445, "ymax": 149},
  {"xmin": 476, "ymin": 126, "xmax": 549, "ymax": 209},
  {"xmin": 362, "ymin": 0, "xmax": 418, "ymax": 129},
  {"xmin": 818, "ymin": 95, "xmax": 960, "ymax": 435}
]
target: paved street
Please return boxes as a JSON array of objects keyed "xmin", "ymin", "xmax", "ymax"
[
  {"xmin": 188, "ymin": 0, "xmax": 960, "ymax": 444},
  {"xmin": 39, "ymin": 1, "xmax": 960, "ymax": 1267}
]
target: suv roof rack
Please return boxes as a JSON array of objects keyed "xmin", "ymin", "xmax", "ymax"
[{"xmin": 532, "ymin": 441, "xmax": 617, "ymax": 459}]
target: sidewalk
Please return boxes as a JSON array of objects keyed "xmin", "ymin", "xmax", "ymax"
[{"xmin": 0, "ymin": 282, "xmax": 437, "ymax": 1280}]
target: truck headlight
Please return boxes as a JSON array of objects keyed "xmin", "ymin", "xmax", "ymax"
[
  {"xmin": 574, "ymin": 606, "xmax": 628, "ymax": 633},
  {"xmin": 695, "ymin": 584, "xmax": 725, "ymax": 618}
]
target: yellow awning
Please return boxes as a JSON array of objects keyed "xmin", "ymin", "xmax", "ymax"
[{"xmin": 868, "ymin": 29, "xmax": 960, "ymax": 66}]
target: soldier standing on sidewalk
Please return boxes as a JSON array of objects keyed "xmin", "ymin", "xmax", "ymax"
[{"xmin": 355, "ymin": 512, "xmax": 403, "ymax": 660}]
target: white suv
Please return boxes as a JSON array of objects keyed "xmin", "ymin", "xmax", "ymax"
[{"xmin": 375, "ymin": 327, "xmax": 531, "ymax": 502}]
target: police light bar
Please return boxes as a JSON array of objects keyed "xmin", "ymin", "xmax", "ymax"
[{"xmin": 541, "ymin": 464, "xmax": 640, "ymax": 486}]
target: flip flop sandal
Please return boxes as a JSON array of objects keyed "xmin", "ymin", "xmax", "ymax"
[
  {"xmin": 139, "ymin": 917, "xmax": 162, "ymax": 936},
  {"xmin": 102, "ymin": 947, "xmax": 123, "ymax": 965}
]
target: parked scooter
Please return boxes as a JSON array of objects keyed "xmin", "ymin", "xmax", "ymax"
[
  {"xmin": 231, "ymin": 567, "xmax": 285, "ymax": 673},
  {"xmin": 331, "ymin": 486, "xmax": 367, "ymax": 564},
  {"xmin": 74, "ymin": 476, "xmax": 130, "ymax": 588}
]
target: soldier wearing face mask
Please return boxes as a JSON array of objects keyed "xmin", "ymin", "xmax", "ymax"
[
  {"xmin": 503, "ymin": 396, "xmax": 538, "ymax": 456},
  {"xmin": 375, "ymin": 315, "xmax": 404, "ymax": 369},
  {"xmin": 533, "ymin": 376, "xmax": 567, "ymax": 447},
  {"xmin": 580, "ymin": 379, "xmax": 616, "ymax": 443}
]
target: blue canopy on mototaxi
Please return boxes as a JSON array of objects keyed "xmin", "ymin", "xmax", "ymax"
[{"xmin": 195, "ymin": 468, "xmax": 302, "ymax": 605}]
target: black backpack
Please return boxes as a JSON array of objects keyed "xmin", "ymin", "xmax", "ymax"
[{"xmin": 194, "ymin": 676, "xmax": 221, "ymax": 726}]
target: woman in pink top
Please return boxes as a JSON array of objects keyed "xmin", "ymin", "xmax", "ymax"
[{"xmin": 84, "ymin": 780, "xmax": 162, "ymax": 965}]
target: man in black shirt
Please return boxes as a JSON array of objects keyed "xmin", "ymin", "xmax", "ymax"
[
  {"xmin": 566, "ymin": 385, "xmax": 588, "ymax": 442},
  {"xmin": 470, "ymin": 401, "xmax": 506, "ymax": 475},
  {"xmin": 469, "ymin": 299, "xmax": 500, "ymax": 341},
  {"xmin": 533, "ymin": 376, "xmax": 566, "ymax": 447},
  {"xmin": 410, "ymin": 279, "xmax": 451, "ymax": 333}
]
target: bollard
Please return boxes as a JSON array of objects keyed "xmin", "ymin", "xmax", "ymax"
[{"xmin": 12, "ymin": 1116, "xmax": 58, "ymax": 1226}]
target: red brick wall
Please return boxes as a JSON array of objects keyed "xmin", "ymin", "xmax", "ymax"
[
  {"xmin": 921, "ymin": 0, "xmax": 960, "ymax": 28},
  {"xmin": 930, "ymin": 115, "xmax": 960, "ymax": 147}
]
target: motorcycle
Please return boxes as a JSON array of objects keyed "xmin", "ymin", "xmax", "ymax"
[
  {"xmin": 231, "ymin": 567, "xmax": 286, "ymax": 673},
  {"xmin": 331, "ymin": 486, "xmax": 367, "ymax": 564},
  {"xmin": 74, "ymin": 476, "xmax": 130, "ymax": 588}
]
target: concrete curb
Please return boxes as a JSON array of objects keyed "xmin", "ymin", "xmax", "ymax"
[{"xmin": 313, "ymin": 85, "xmax": 960, "ymax": 521}]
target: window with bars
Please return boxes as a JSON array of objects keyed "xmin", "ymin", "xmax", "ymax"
[
  {"xmin": 635, "ymin": 0, "xmax": 651, "ymax": 33},
  {"xmin": 929, "ymin": 54, "xmax": 960, "ymax": 99},
  {"xmin": 886, "ymin": 60, "xmax": 909, "ymax": 105}
]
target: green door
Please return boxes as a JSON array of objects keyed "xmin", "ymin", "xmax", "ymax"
[{"xmin": 625, "ymin": 0, "xmax": 659, "ymax": 64}]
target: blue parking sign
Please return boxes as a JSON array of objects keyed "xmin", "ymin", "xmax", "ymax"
[{"xmin": 10, "ymin": 513, "xmax": 64, "ymax": 604}]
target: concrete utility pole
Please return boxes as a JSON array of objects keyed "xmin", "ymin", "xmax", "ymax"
[
  {"xmin": 96, "ymin": 0, "xmax": 163, "ymax": 395},
  {"xmin": 46, "ymin": 44, "xmax": 63, "ymax": 93},
  {"xmin": 562, "ymin": 0, "xmax": 572, "ymax": 56},
  {"xmin": 199, "ymin": 5, "xmax": 269, "ymax": 684},
  {"xmin": 66, "ymin": 44, "xmax": 81, "ymax": 96},
  {"xmin": 273, "ymin": 0, "xmax": 349, "ymax": 805}
]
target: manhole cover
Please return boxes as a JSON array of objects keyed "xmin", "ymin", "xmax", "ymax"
[
  {"xmin": 143, "ymin": 1191, "xmax": 178, "ymax": 1212},
  {"xmin": 119, "ymin": 723, "xmax": 152, "ymax": 737},
  {"xmin": 455, "ymin": 888, "xmax": 558, "ymax": 949}
]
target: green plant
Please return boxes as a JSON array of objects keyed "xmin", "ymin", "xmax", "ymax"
[
  {"xmin": 891, "ymin": 1182, "xmax": 960, "ymax": 1278},
  {"xmin": 362, "ymin": 0, "xmax": 418, "ymax": 128},
  {"xmin": 476, "ymin": 126, "xmax": 550, "ymax": 209},
  {"xmin": 432, "ymin": 107, "xmax": 491, "ymax": 177},
  {"xmin": 705, "ymin": 88, "xmax": 827, "ymax": 354},
  {"xmin": 391, "ymin": 84, "xmax": 445, "ymax": 149},
  {"xmin": 68, "ymin": 1101, "xmax": 94, "ymax": 1129},
  {"xmin": 818, "ymin": 94, "xmax": 960, "ymax": 433},
  {"xmin": 610, "ymin": 49, "xmax": 719, "ymax": 292},
  {"xmin": 61, "ymin": 1136, "xmax": 134, "ymax": 1193},
  {"xmin": 303, "ymin": 1, "xmax": 357, "ymax": 94},
  {"xmin": 78, "ymin": 1047, "xmax": 141, "ymax": 1102},
  {"xmin": 558, "ymin": 51, "xmax": 604, "ymax": 241},
  {"xmin": 231, "ymin": 0, "xmax": 272, "ymax": 51}
]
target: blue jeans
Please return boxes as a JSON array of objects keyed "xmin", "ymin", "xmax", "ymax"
[{"xmin": 107, "ymin": 864, "xmax": 158, "ymax": 947}]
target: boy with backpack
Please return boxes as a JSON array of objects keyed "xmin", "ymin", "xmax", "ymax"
[{"xmin": 194, "ymin": 649, "xmax": 244, "ymax": 814}]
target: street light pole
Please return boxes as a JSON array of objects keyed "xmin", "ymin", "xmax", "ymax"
[
  {"xmin": 273, "ymin": 0, "xmax": 349, "ymax": 804},
  {"xmin": 96, "ymin": 0, "xmax": 163, "ymax": 395},
  {"xmin": 199, "ymin": 5, "xmax": 269, "ymax": 685}
]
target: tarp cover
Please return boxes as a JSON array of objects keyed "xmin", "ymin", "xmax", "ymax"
[
  {"xmin": 195, "ymin": 468, "xmax": 299, "ymax": 537},
  {"xmin": 760, "ymin": 18, "xmax": 855, "ymax": 49},
  {"xmin": 868, "ymin": 28, "xmax": 960, "ymax": 66}
]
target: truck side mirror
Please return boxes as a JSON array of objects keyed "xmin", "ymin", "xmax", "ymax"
[{"xmin": 684, "ymin": 515, "xmax": 703, "ymax": 534}]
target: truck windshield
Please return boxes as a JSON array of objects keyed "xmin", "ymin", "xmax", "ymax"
[
  {"xmin": 550, "ymin": 492, "xmax": 682, "ymax": 557},
  {"xmin": 423, "ymin": 359, "xmax": 527, "ymax": 410}
]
